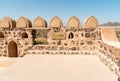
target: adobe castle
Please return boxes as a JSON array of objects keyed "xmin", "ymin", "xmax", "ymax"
[{"xmin": 0, "ymin": 16, "xmax": 120, "ymax": 79}]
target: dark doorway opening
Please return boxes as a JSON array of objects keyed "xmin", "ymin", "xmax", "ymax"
[{"xmin": 8, "ymin": 41, "xmax": 18, "ymax": 57}]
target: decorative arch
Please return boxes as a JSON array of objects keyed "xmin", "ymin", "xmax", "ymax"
[
  {"xmin": 17, "ymin": 16, "xmax": 32, "ymax": 28},
  {"xmin": 0, "ymin": 32, "xmax": 4, "ymax": 38},
  {"xmin": 83, "ymin": 16, "xmax": 98, "ymax": 28},
  {"xmin": 67, "ymin": 16, "xmax": 80, "ymax": 28},
  {"xmin": 8, "ymin": 41, "xmax": 18, "ymax": 57},
  {"xmin": 1, "ymin": 17, "xmax": 16, "ymax": 28},
  {"xmin": 22, "ymin": 32, "xmax": 28, "ymax": 38},
  {"xmin": 33, "ymin": 17, "xmax": 47, "ymax": 28},
  {"xmin": 68, "ymin": 32, "xmax": 74, "ymax": 39},
  {"xmin": 50, "ymin": 16, "xmax": 63, "ymax": 28}
]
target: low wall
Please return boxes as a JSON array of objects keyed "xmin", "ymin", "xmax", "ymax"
[{"xmin": 26, "ymin": 50, "xmax": 97, "ymax": 55}]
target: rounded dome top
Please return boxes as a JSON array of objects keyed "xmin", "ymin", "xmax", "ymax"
[
  {"xmin": 83, "ymin": 16, "xmax": 98, "ymax": 28},
  {"xmin": 17, "ymin": 16, "xmax": 32, "ymax": 28},
  {"xmin": 50, "ymin": 16, "xmax": 63, "ymax": 28},
  {"xmin": 67, "ymin": 16, "xmax": 80, "ymax": 28},
  {"xmin": 33, "ymin": 16, "xmax": 47, "ymax": 28},
  {"xmin": 1, "ymin": 17, "xmax": 16, "ymax": 28}
]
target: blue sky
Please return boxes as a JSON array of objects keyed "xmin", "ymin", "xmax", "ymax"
[{"xmin": 0, "ymin": 0, "xmax": 120, "ymax": 24}]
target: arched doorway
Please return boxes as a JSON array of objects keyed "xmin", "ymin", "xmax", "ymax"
[
  {"xmin": 8, "ymin": 41, "xmax": 18, "ymax": 57},
  {"xmin": 68, "ymin": 33, "xmax": 74, "ymax": 39}
]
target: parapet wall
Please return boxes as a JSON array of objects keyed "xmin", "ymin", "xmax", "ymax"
[{"xmin": 0, "ymin": 16, "xmax": 98, "ymax": 28}]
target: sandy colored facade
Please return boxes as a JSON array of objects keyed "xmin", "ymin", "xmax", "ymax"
[
  {"xmin": 0, "ymin": 16, "xmax": 120, "ymax": 80},
  {"xmin": 0, "ymin": 16, "xmax": 119, "ymax": 59}
]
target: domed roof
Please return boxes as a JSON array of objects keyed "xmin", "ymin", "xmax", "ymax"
[
  {"xmin": 16, "ymin": 16, "xmax": 32, "ymax": 28},
  {"xmin": 1, "ymin": 17, "xmax": 16, "ymax": 28},
  {"xmin": 83, "ymin": 16, "xmax": 98, "ymax": 28},
  {"xmin": 50, "ymin": 16, "xmax": 63, "ymax": 28},
  {"xmin": 33, "ymin": 16, "xmax": 47, "ymax": 28},
  {"xmin": 67, "ymin": 16, "xmax": 80, "ymax": 28}
]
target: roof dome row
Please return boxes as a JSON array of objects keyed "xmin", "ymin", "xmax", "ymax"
[{"xmin": 0, "ymin": 16, "xmax": 98, "ymax": 28}]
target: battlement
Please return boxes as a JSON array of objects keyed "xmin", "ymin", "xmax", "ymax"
[{"xmin": 0, "ymin": 16, "xmax": 98, "ymax": 28}]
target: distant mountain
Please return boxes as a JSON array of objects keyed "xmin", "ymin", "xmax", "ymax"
[{"xmin": 100, "ymin": 22, "xmax": 120, "ymax": 26}]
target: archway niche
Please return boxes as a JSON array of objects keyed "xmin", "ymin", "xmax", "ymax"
[
  {"xmin": 8, "ymin": 41, "xmax": 18, "ymax": 57},
  {"xmin": 68, "ymin": 33, "xmax": 74, "ymax": 39},
  {"xmin": 22, "ymin": 32, "xmax": 28, "ymax": 38}
]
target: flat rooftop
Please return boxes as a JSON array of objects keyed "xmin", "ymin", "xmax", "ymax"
[{"xmin": 0, "ymin": 55, "xmax": 117, "ymax": 81}]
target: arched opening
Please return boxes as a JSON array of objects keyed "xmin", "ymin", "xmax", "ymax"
[
  {"xmin": 57, "ymin": 40, "xmax": 61, "ymax": 45},
  {"xmin": 68, "ymin": 33, "xmax": 74, "ymax": 39},
  {"xmin": 22, "ymin": 32, "xmax": 28, "ymax": 38},
  {"xmin": 8, "ymin": 41, "xmax": 18, "ymax": 57},
  {"xmin": 85, "ymin": 33, "xmax": 90, "ymax": 38},
  {"xmin": 0, "ymin": 32, "xmax": 4, "ymax": 38}
]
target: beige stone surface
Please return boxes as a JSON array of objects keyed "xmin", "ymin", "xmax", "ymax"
[
  {"xmin": 0, "ymin": 28, "xmax": 33, "ymax": 57},
  {"xmin": 50, "ymin": 16, "xmax": 63, "ymax": 27},
  {"xmin": 1, "ymin": 17, "xmax": 16, "ymax": 28},
  {"xmin": 0, "ymin": 55, "xmax": 117, "ymax": 81},
  {"xmin": 67, "ymin": 16, "xmax": 80, "ymax": 28},
  {"xmin": 16, "ymin": 16, "xmax": 32, "ymax": 28},
  {"xmin": 0, "ymin": 57, "xmax": 16, "ymax": 67},
  {"xmin": 101, "ymin": 27, "xmax": 118, "ymax": 42},
  {"xmin": 33, "ymin": 16, "xmax": 47, "ymax": 28},
  {"xmin": 0, "ymin": 16, "xmax": 119, "ymax": 81},
  {"xmin": 83, "ymin": 16, "xmax": 98, "ymax": 28}
]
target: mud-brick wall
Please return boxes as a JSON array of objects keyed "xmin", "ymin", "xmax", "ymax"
[{"xmin": 0, "ymin": 28, "xmax": 33, "ymax": 57}]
